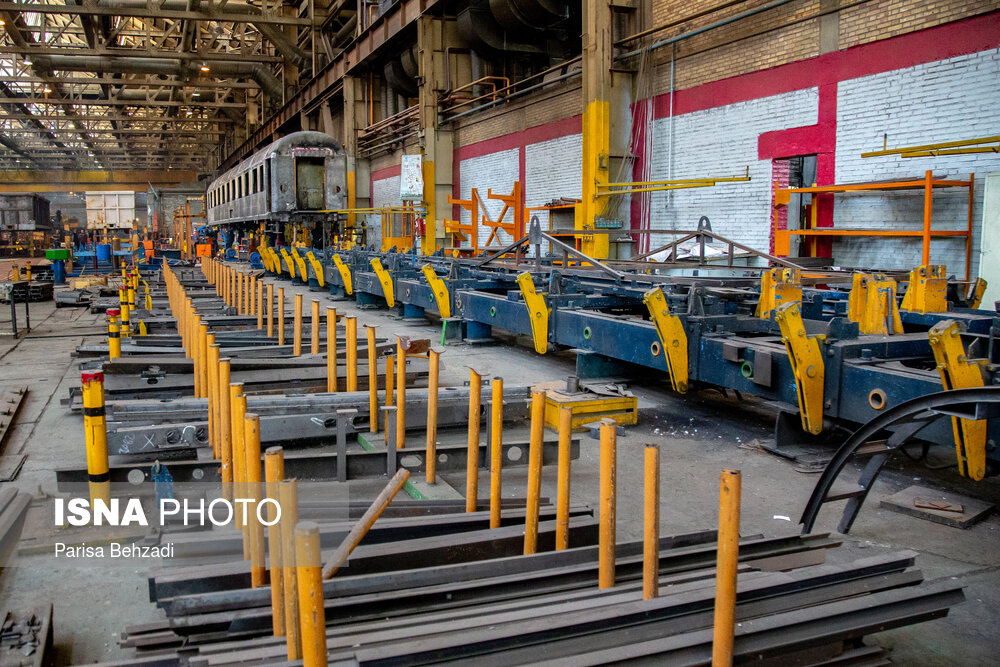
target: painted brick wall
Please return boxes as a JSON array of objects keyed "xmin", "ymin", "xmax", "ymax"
[
  {"xmin": 369, "ymin": 175, "xmax": 400, "ymax": 247},
  {"xmin": 525, "ymin": 133, "xmax": 582, "ymax": 236},
  {"xmin": 458, "ymin": 147, "xmax": 519, "ymax": 248},
  {"xmin": 647, "ymin": 88, "xmax": 819, "ymax": 253},
  {"xmin": 834, "ymin": 47, "xmax": 1000, "ymax": 276}
]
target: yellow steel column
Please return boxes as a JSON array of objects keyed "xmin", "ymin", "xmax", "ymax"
[
  {"xmin": 81, "ymin": 372, "xmax": 111, "ymax": 506},
  {"xmin": 279, "ymin": 479, "xmax": 301, "ymax": 661},
  {"xmin": 198, "ymin": 321, "xmax": 209, "ymax": 399},
  {"xmin": 712, "ymin": 469, "xmax": 742, "ymax": 666},
  {"xmin": 489, "ymin": 377, "xmax": 503, "ymax": 528},
  {"xmin": 465, "ymin": 368, "xmax": 482, "ymax": 512},
  {"xmin": 219, "ymin": 359, "xmax": 233, "ymax": 499},
  {"xmin": 396, "ymin": 339, "xmax": 406, "ymax": 450},
  {"xmin": 267, "ymin": 283, "xmax": 275, "ymax": 338},
  {"xmin": 524, "ymin": 389, "xmax": 545, "ymax": 554},
  {"xmin": 257, "ymin": 281, "xmax": 265, "ymax": 330},
  {"xmin": 599, "ymin": 418, "xmax": 617, "ymax": 589},
  {"xmin": 265, "ymin": 446, "xmax": 286, "ymax": 637},
  {"xmin": 384, "ymin": 354, "xmax": 394, "ymax": 430},
  {"xmin": 346, "ymin": 317, "xmax": 358, "ymax": 391},
  {"xmin": 311, "ymin": 299, "xmax": 320, "ymax": 354},
  {"xmin": 277, "ymin": 287, "xmax": 286, "ymax": 346},
  {"xmin": 245, "ymin": 413, "xmax": 266, "ymax": 587},
  {"xmin": 326, "ymin": 308, "xmax": 338, "ymax": 392},
  {"xmin": 644, "ymin": 443, "xmax": 660, "ymax": 600},
  {"xmin": 366, "ymin": 326, "xmax": 378, "ymax": 431},
  {"xmin": 106, "ymin": 309, "xmax": 121, "ymax": 360},
  {"xmin": 208, "ymin": 340, "xmax": 220, "ymax": 459},
  {"xmin": 556, "ymin": 406, "xmax": 572, "ymax": 550},
  {"xmin": 426, "ymin": 349, "xmax": 440, "ymax": 483},
  {"xmin": 295, "ymin": 522, "xmax": 328, "ymax": 667},
  {"xmin": 293, "ymin": 293, "xmax": 303, "ymax": 357}
]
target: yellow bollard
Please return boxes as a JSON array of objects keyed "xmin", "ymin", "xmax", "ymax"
[
  {"xmin": 396, "ymin": 339, "xmax": 406, "ymax": 451},
  {"xmin": 219, "ymin": 359, "xmax": 233, "ymax": 499},
  {"xmin": 489, "ymin": 377, "xmax": 503, "ymax": 528},
  {"xmin": 311, "ymin": 299, "xmax": 320, "ymax": 355},
  {"xmin": 556, "ymin": 406, "xmax": 572, "ymax": 550},
  {"xmin": 119, "ymin": 288, "xmax": 131, "ymax": 338},
  {"xmin": 265, "ymin": 447, "xmax": 286, "ymax": 636},
  {"xmin": 106, "ymin": 309, "xmax": 121, "ymax": 360},
  {"xmin": 366, "ymin": 326, "xmax": 377, "ymax": 432},
  {"xmin": 466, "ymin": 369, "xmax": 482, "ymax": 512},
  {"xmin": 279, "ymin": 479, "xmax": 301, "ymax": 661},
  {"xmin": 250, "ymin": 276, "xmax": 257, "ymax": 317},
  {"xmin": 346, "ymin": 317, "xmax": 358, "ymax": 391},
  {"xmin": 712, "ymin": 469, "xmax": 742, "ymax": 666},
  {"xmin": 192, "ymin": 316, "xmax": 203, "ymax": 398},
  {"xmin": 426, "ymin": 350, "xmax": 440, "ymax": 484},
  {"xmin": 231, "ymin": 387, "xmax": 249, "ymax": 557},
  {"xmin": 524, "ymin": 389, "xmax": 545, "ymax": 554},
  {"xmin": 599, "ymin": 418, "xmax": 618, "ymax": 589},
  {"xmin": 245, "ymin": 412, "xmax": 265, "ymax": 587},
  {"xmin": 384, "ymin": 354, "xmax": 394, "ymax": 430},
  {"xmin": 81, "ymin": 372, "xmax": 111, "ymax": 506},
  {"xmin": 257, "ymin": 280, "xmax": 264, "ymax": 330},
  {"xmin": 238, "ymin": 272, "xmax": 245, "ymax": 314},
  {"xmin": 295, "ymin": 522, "xmax": 327, "ymax": 667},
  {"xmin": 198, "ymin": 321, "xmax": 209, "ymax": 399},
  {"xmin": 326, "ymin": 308, "xmax": 338, "ymax": 392},
  {"xmin": 277, "ymin": 287, "xmax": 286, "ymax": 346},
  {"xmin": 293, "ymin": 293, "xmax": 303, "ymax": 357},
  {"xmin": 208, "ymin": 341, "xmax": 220, "ymax": 459},
  {"xmin": 644, "ymin": 443, "xmax": 661, "ymax": 600},
  {"xmin": 267, "ymin": 283, "xmax": 275, "ymax": 338}
]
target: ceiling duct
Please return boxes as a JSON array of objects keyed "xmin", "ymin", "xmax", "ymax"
[
  {"xmin": 384, "ymin": 43, "xmax": 419, "ymax": 99},
  {"xmin": 456, "ymin": 0, "xmax": 574, "ymax": 57}
]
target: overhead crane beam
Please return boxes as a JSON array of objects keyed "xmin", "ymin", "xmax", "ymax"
[
  {"xmin": 0, "ymin": 169, "xmax": 198, "ymax": 193},
  {"xmin": 0, "ymin": 1, "xmax": 314, "ymax": 26}
]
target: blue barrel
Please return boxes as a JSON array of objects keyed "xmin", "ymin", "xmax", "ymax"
[
  {"xmin": 52, "ymin": 260, "xmax": 66, "ymax": 284},
  {"xmin": 96, "ymin": 244, "xmax": 112, "ymax": 262}
]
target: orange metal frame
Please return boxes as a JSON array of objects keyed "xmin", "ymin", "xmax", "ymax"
[{"xmin": 773, "ymin": 170, "xmax": 974, "ymax": 280}]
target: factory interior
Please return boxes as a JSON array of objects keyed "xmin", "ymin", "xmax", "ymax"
[{"xmin": 0, "ymin": 1, "xmax": 999, "ymax": 665}]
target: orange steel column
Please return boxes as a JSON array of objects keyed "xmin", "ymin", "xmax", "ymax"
[
  {"xmin": 643, "ymin": 443, "xmax": 660, "ymax": 600},
  {"xmin": 326, "ymin": 308, "xmax": 338, "ymax": 392},
  {"xmin": 712, "ymin": 469, "xmax": 742, "ymax": 666},
  {"xmin": 465, "ymin": 369, "xmax": 482, "ymax": 512},
  {"xmin": 293, "ymin": 293, "xmax": 303, "ymax": 357},
  {"xmin": 383, "ymin": 354, "xmax": 394, "ymax": 430},
  {"xmin": 366, "ymin": 326, "xmax": 378, "ymax": 431},
  {"xmin": 279, "ymin": 479, "xmax": 301, "ymax": 661},
  {"xmin": 294, "ymin": 522, "xmax": 327, "ymax": 667},
  {"xmin": 523, "ymin": 389, "xmax": 545, "ymax": 554},
  {"xmin": 555, "ymin": 406, "xmax": 573, "ymax": 550},
  {"xmin": 311, "ymin": 299, "xmax": 320, "ymax": 354},
  {"xmin": 208, "ymin": 341, "xmax": 220, "ymax": 459},
  {"xmin": 426, "ymin": 349, "xmax": 440, "ymax": 483},
  {"xmin": 922, "ymin": 170, "xmax": 933, "ymax": 266},
  {"xmin": 395, "ymin": 339, "xmax": 406, "ymax": 450},
  {"xmin": 598, "ymin": 418, "xmax": 617, "ymax": 589},
  {"xmin": 277, "ymin": 287, "xmax": 286, "ymax": 346},
  {"xmin": 257, "ymin": 281, "xmax": 264, "ymax": 330},
  {"xmin": 219, "ymin": 359, "xmax": 233, "ymax": 499},
  {"xmin": 346, "ymin": 317, "xmax": 358, "ymax": 391},
  {"xmin": 265, "ymin": 446, "xmax": 286, "ymax": 637},
  {"xmin": 489, "ymin": 377, "xmax": 503, "ymax": 528},
  {"xmin": 267, "ymin": 283, "xmax": 275, "ymax": 338},
  {"xmin": 244, "ymin": 413, "xmax": 266, "ymax": 587}
]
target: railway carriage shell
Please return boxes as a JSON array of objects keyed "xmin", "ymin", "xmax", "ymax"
[{"xmin": 207, "ymin": 131, "xmax": 347, "ymax": 232}]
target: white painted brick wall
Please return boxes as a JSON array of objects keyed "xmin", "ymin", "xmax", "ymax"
[
  {"xmin": 458, "ymin": 148, "xmax": 519, "ymax": 249},
  {"xmin": 648, "ymin": 88, "xmax": 819, "ymax": 256},
  {"xmin": 835, "ymin": 48, "xmax": 1000, "ymax": 277},
  {"xmin": 371, "ymin": 175, "xmax": 402, "ymax": 208},
  {"xmin": 525, "ymin": 133, "xmax": 583, "ymax": 232}
]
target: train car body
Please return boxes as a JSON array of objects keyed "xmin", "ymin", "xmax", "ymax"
[
  {"xmin": 206, "ymin": 131, "xmax": 347, "ymax": 233},
  {"xmin": 0, "ymin": 194, "xmax": 50, "ymax": 232}
]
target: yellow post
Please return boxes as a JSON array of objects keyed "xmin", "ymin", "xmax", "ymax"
[
  {"xmin": 238, "ymin": 272, "xmax": 245, "ymax": 314},
  {"xmin": 293, "ymin": 293, "xmax": 303, "ymax": 357},
  {"xmin": 384, "ymin": 354, "xmax": 394, "ymax": 430},
  {"xmin": 265, "ymin": 446, "xmax": 286, "ymax": 637},
  {"xmin": 524, "ymin": 389, "xmax": 545, "ymax": 554},
  {"xmin": 311, "ymin": 299, "xmax": 320, "ymax": 355},
  {"xmin": 327, "ymin": 308, "xmax": 338, "ymax": 392},
  {"xmin": 232, "ymin": 388, "xmax": 249, "ymax": 557},
  {"xmin": 106, "ymin": 309, "xmax": 121, "ymax": 360},
  {"xmin": 257, "ymin": 280, "xmax": 264, "ymax": 330},
  {"xmin": 346, "ymin": 317, "xmax": 358, "ymax": 391},
  {"xmin": 426, "ymin": 349, "xmax": 440, "ymax": 484},
  {"xmin": 366, "ymin": 326, "xmax": 378, "ymax": 432},
  {"xmin": 219, "ymin": 359, "xmax": 233, "ymax": 499},
  {"xmin": 198, "ymin": 321, "xmax": 209, "ymax": 400},
  {"xmin": 599, "ymin": 418, "xmax": 617, "ymax": 589},
  {"xmin": 712, "ymin": 469, "xmax": 742, "ymax": 666},
  {"xmin": 192, "ymin": 316, "xmax": 203, "ymax": 398},
  {"xmin": 644, "ymin": 444, "xmax": 660, "ymax": 600},
  {"xmin": 295, "ymin": 522, "xmax": 328, "ymax": 667},
  {"xmin": 250, "ymin": 276, "xmax": 257, "ymax": 318},
  {"xmin": 489, "ymin": 377, "xmax": 503, "ymax": 528},
  {"xmin": 81, "ymin": 372, "xmax": 111, "ymax": 506},
  {"xmin": 465, "ymin": 368, "xmax": 482, "ymax": 512},
  {"xmin": 208, "ymin": 340, "xmax": 220, "ymax": 459},
  {"xmin": 556, "ymin": 406, "xmax": 572, "ymax": 550},
  {"xmin": 267, "ymin": 283, "xmax": 275, "ymax": 338},
  {"xmin": 279, "ymin": 479, "xmax": 301, "ymax": 661},
  {"xmin": 245, "ymin": 412, "xmax": 266, "ymax": 587},
  {"xmin": 119, "ymin": 288, "xmax": 131, "ymax": 338},
  {"xmin": 396, "ymin": 339, "xmax": 406, "ymax": 450},
  {"xmin": 276, "ymin": 287, "xmax": 286, "ymax": 345}
]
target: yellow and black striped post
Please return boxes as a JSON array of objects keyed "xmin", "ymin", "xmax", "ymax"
[
  {"xmin": 106, "ymin": 308, "xmax": 122, "ymax": 360},
  {"xmin": 118, "ymin": 288, "xmax": 131, "ymax": 338},
  {"xmin": 127, "ymin": 284, "xmax": 137, "ymax": 333},
  {"xmin": 81, "ymin": 372, "xmax": 111, "ymax": 506}
]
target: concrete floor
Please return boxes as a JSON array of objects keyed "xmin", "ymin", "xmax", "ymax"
[{"xmin": 1, "ymin": 269, "xmax": 998, "ymax": 665}]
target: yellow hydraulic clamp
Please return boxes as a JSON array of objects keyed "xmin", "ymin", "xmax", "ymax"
[
  {"xmin": 333, "ymin": 254, "xmax": 353, "ymax": 295},
  {"xmin": 847, "ymin": 272, "xmax": 903, "ymax": 335},
  {"xmin": 928, "ymin": 319, "xmax": 988, "ymax": 480},
  {"xmin": 756, "ymin": 267, "xmax": 802, "ymax": 319},
  {"xmin": 516, "ymin": 272, "xmax": 550, "ymax": 355},
  {"xmin": 968, "ymin": 277, "xmax": 988, "ymax": 309},
  {"xmin": 422, "ymin": 264, "xmax": 451, "ymax": 319},
  {"xmin": 900, "ymin": 264, "xmax": 948, "ymax": 313},
  {"xmin": 370, "ymin": 258, "xmax": 395, "ymax": 307},
  {"xmin": 306, "ymin": 251, "xmax": 325, "ymax": 288},
  {"xmin": 280, "ymin": 248, "xmax": 296, "ymax": 278},
  {"xmin": 642, "ymin": 287, "xmax": 689, "ymax": 394},
  {"xmin": 259, "ymin": 246, "xmax": 273, "ymax": 272},
  {"xmin": 774, "ymin": 301, "xmax": 826, "ymax": 435},
  {"xmin": 290, "ymin": 247, "xmax": 308, "ymax": 280}
]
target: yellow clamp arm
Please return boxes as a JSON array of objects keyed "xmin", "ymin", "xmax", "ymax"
[
  {"xmin": 516, "ymin": 272, "xmax": 549, "ymax": 355},
  {"xmin": 929, "ymin": 320, "xmax": 987, "ymax": 480},
  {"xmin": 370, "ymin": 258, "xmax": 395, "ymax": 307},
  {"xmin": 260, "ymin": 246, "xmax": 274, "ymax": 273},
  {"xmin": 421, "ymin": 264, "xmax": 451, "ymax": 319},
  {"xmin": 333, "ymin": 254, "xmax": 353, "ymax": 295},
  {"xmin": 969, "ymin": 277, "xmax": 987, "ymax": 309},
  {"xmin": 306, "ymin": 251, "xmax": 325, "ymax": 288},
  {"xmin": 280, "ymin": 248, "xmax": 296, "ymax": 278},
  {"xmin": 774, "ymin": 301, "xmax": 825, "ymax": 435},
  {"xmin": 290, "ymin": 247, "xmax": 308, "ymax": 281},
  {"xmin": 642, "ymin": 287, "xmax": 689, "ymax": 393}
]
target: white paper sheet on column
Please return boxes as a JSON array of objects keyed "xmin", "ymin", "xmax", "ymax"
[{"xmin": 400, "ymin": 155, "xmax": 424, "ymax": 201}]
